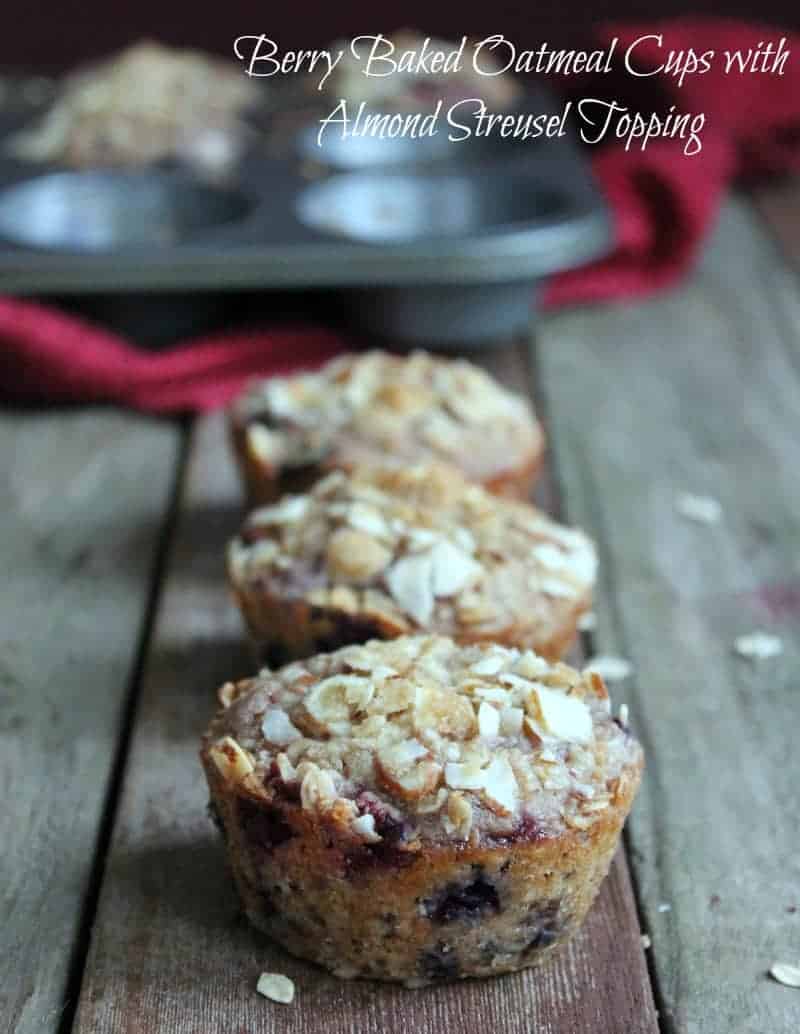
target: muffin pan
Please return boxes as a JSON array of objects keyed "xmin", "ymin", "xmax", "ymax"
[{"xmin": 0, "ymin": 86, "xmax": 610, "ymax": 345}]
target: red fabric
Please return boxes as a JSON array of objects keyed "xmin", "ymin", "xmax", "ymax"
[{"xmin": 1, "ymin": 17, "xmax": 799, "ymax": 412}]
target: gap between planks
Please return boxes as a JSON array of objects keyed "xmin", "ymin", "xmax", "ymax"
[{"xmin": 73, "ymin": 357, "xmax": 658, "ymax": 1034}]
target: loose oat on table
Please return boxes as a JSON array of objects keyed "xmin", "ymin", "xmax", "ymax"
[
  {"xmin": 256, "ymin": 972, "xmax": 296, "ymax": 1003},
  {"xmin": 230, "ymin": 350, "xmax": 545, "ymax": 505},
  {"xmin": 733, "ymin": 632, "xmax": 784, "ymax": 661},
  {"xmin": 769, "ymin": 963, "xmax": 800, "ymax": 988},
  {"xmin": 228, "ymin": 463, "xmax": 596, "ymax": 665},
  {"xmin": 202, "ymin": 634, "xmax": 643, "ymax": 985},
  {"xmin": 675, "ymin": 492, "xmax": 723, "ymax": 525}
]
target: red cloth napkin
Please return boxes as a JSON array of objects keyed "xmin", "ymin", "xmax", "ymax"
[{"xmin": 1, "ymin": 17, "xmax": 799, "ymax": 412}]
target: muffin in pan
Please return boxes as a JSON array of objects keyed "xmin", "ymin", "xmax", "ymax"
[
  {"xmin": 227, "ymin": 463, "xmax": 596, "ymax": 665},
  {"xmin": 229, "ymin": 350, "xmax": 545, "ymax": 505},
  {"xmin": 201, "ymin": 635, "xmax": 643, "ymax": 986}
]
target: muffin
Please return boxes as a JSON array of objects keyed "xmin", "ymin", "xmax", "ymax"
[
  {"xmin": 227, "ymin": 463, "xmax": 596, "ymax": 665},
  {"xmin": 201, "ymin": 635, "xmax": 643, "ymax": 986},
  {"xmin": 229, "ymin": 351, "xmax": 545, "ymax": 505}
]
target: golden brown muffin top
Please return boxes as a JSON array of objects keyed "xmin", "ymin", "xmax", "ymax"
[
  {"xmin": 228, "ymin": 464, "xmax": 596, "ymax": 641},
  {"xmin": 205, "ymin": 635, "xmax": 641, "ymax": 847},
  {"xmin": 232, "ymin": 350, "xmax": 543, "ymax": 485}
]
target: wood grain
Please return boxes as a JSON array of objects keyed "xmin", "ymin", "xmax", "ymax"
[
  {"xmin": 74, "ymin": 409, "xmax": 657, "ymax": 1034},
  {"xmin": 0, "ymin": 410, "xmax": 180, "ymax": 1034},
  {"xmin": 535, "ymin": 197, "xmax": 800, "ymax": 1034}
]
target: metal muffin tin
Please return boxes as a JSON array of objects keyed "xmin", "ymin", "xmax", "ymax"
[{"xmin": 0, "ymin": 86, "xmax": 610, "ymax": 346}]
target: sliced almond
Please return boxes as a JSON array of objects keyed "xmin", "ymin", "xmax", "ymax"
[
  {"xmin": 326, "ymin": 527, "xmax": 392, "ymax": 583},
  {"xmin": 261, "ymin": 709, "xmax": 301, "ymax": 746},
  {"xmin": 253, "ymin": 495, "xmax": 309, "ymax": 525},
  {"xmin": 385, "ymin": 553, "xmax": 435, "ymax": 626},
  {"xmin": 376, "ymin": 740, "xmax": 441, "ymax": 800},
  {"xmin": 500, "ymin": 706, "xmax": 524, "ymax": 737},
  {"xmin": 480, "ymin": 755, "xmax": 518, "ymax": 815},
  {"xmin": 444, "ymin": 791, "xmax": 473, "ymax": 839},
  {"xmin": 299, "ymin": 763, "xmax": 337, "ymax": 812},
  {"xmin": 444, "ymin": 761, "xmax": 487, "ymax": 792},
  {"xmin": 531, "ymin": 685, "xmax": 593, "ymax": 743},
  {"xmin": 351, "ymin": 813, "xmax": 382, "ymax": 843},
  {"xmin": 429, "ymin": 539, "xmax": 483, "ymax": 596},
  {"xmin": 246, "ymin": 424, "xmax": 281, "ymax": 463},
  {"xmin": 414, "ymin": 684, "xmax": 476, "ymax": 740},
  {"xmin": 470, "ymin": 652, "xmax": 509, "ymax": 676},
  {"xmin": 209, "ymin": 736, "xmax": 254, "ymax": 784},
  {"xmin": 477, "ymin": 701, "xmax": 501, "ymax": 738},
  {"xmin": 298, "ymin": 674, "xmax": 370, "ymax": 735},
  {"xmin": 274, "ymin": 752, "xmax": 297, "ymax": 783},
  {"xmin": 514, "ymin": 650, "xmax": 551, "ymax": 680}
]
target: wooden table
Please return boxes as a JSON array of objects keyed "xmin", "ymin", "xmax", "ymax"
[{"xmin": 3, "ymin": 189, "xmax": 799, "ymax": 1034}]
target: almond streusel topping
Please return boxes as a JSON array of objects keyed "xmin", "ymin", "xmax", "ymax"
[
  {"xmin": 233, "ymin": 351, "xmax": 542, "ymax": 484},
  {"xmin": 228, "ymin": 464, "xmax": 596, "ymax": 637},
  {"xmin": 207, "ymin": 636, "xmax": 641, "ymax": 847}
]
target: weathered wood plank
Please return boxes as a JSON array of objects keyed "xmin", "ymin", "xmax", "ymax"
[
  {"xmin": 75, "ymin": 408, "xmax": 657, "ymax": 1034},
  {"xmin": 0, "ymin": 410, "xmax": 181, "ymax": 1034},
  {"xmin": 535, "ymin": 196, "xmax": 800, "ymax": 1034}
]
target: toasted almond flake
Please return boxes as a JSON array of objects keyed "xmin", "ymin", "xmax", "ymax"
[
  {"xmin": 428, "ymin": 539, "xmax": 483, "ymax": 596},
  {"xmin": 325, "ymin": 527, "xmax": 392, "ymax": 582},
  {"xmin": 514, "ymin": 650, "xmax": 550, "ymax": 680},
  {"xmin": 275, "ymin": 752, "xmax": 297, "ymax": 783},
  {"xmin": 734, "ymin": 632, "xmax": 784, "ymax": 661},
  {"xmin": 351, "ymin": 813, "xmax": 382, "ymax": 843},
  {"xmin": 532, "ymin": 685, "xmax": 593, "ymax": 743},
  {"xmin": 253, "ymin": 495, "xmax": 309, "ymax": 525},
  {"xmin": 585, "ymin": 655, "xmax": 634, "ymax": 682},
  {"xmin": 346, "ymin": 502, "xmax": 393, "ymax": 540},
  {"xmin": 257, "ymin": 972, "xmax": 295, "ymax": 1004},
  {"xmin": 406, "ymin": 527, "xmax": 439, "ymax": 550},
  {"xmin": 261, "ymin": 709, "xmax": 301, "ymax": 746},
  {"xmin": 477, "ymin": 701, "xmax": 501, "ymax": 737},
  {"xmin": 577, "ymin": 611, "xmax": 597, "ymax": 632},
  {"xmin": 500, "ymin": 706, "xmax": 524, "ymax": 737},
  {"xmin": 770, "ymin": 963, "xmax": 800, "ymax": 988},
  {"xmin": 472, "ymin": 686, "xmax": 511, "ymax": 705},
  {"xmin": 299, "ymin": 764, "xmax": 337, "ymax": 811},
  {"xmin": 537, "ymin": 576, "xmax": 579, "ymax": 599},
  {"xmin": 480, "ymin": 755, "xmax": 518, "ymax": 815},
  {"xmin": 246, "ymin": 423, "xmax": 281, "ymax": 462},
  {"xmin": 444, "ymin": 791, "xmax": 473, "ymax": 839},
  {"xmin": 470, "ymin": 653, "xmax": 508, "ymax": 676},
  {"xmin": 444, "ymin": 761, "xmax": 487, "ymax": 791},
  {"xmin": 675, "ymin": 492, "xmax": 722, "ymax": 525},
  {"xmin": 209, "ymin": 736, "xmax": 254, "ymax": 783},
  {"xmin": 385, "ymin": 553, "xmax": 435, "ymax": 626}
]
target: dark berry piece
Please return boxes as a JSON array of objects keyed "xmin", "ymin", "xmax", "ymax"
[
  {"xmin": 419, "ymin": 942, "xmax": 460, "ymax": 982},
  {"xmin": 425, "ymin": 873, "xmax": 500, "ymax": 924}
]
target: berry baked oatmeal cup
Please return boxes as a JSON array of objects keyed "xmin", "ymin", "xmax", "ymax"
[
  {"xmin": 201, "ymin": 635, "xmax": 642, "ymax": 986},
  {"xmin": 227, "ymin": 464, "xmax": 596, "ymax": 665},
  {"xmin": 229, "ymin": 351, "xmax": 545, "ymax": 505}
]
